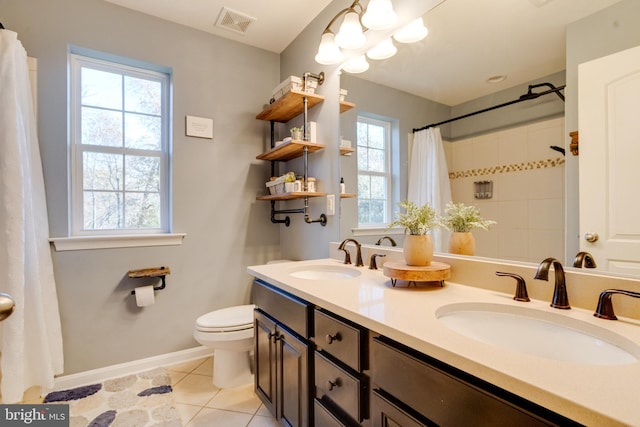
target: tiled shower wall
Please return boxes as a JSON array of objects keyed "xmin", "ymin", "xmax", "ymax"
[{"xmin": 443, "ymin": 117, "xmax": 565, "ymax": 264}]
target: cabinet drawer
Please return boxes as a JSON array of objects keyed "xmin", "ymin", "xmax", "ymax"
[
  {"xmin": 372, "ymin": 337, "xmax": 551, "ymax": 427},
  {"xmin": 314, "ymin": 351, "xmax": 366, "ymax": 422},
  {"xmin": 252, "ymin": 279, "xmax": 311, "ymax": 338},
  {"xmin": 371, "ymin": 389, "xmax": 432, "ymax": 427},
  {"xmin": 314, "ymin": 308, "xmax": 366, "ymax": 371},
  {"xmin": 314, "ymin": 399, "xmax": 350, "ymax": 427}
]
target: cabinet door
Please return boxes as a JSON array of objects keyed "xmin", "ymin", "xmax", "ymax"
[
  {"xmin": 278, "ymin": 327, "xmax": 310, "ymax": 427},
  {"xmin": 371, "ymin": 390, "xmax": 432, "ymax": 427},
  {"xmin": 255, "ymin": 310, "xmax": 277, "ymax": 416}
]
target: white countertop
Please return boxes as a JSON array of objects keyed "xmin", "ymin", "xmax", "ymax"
[{"xmin": 248, "ymin": 258, "xmax": 640, "ymax": 426}]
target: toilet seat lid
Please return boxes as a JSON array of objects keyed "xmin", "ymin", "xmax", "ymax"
[{"xmin": 196, "ymin": 304, "xmax": 255, "ymax": 332}]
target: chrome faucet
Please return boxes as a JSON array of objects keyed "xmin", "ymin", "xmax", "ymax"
[
  {"xmin": 338, "ymin": 238, "xmax": 364, "ymax": 267},
  {"xmin": 375, "ymin": 236, "xmax": 397, "ymax": 247},
  {"xmin": 594, "ymin": 289, "xmax": 640, "ymax": 320},
  {"xmin": 534, "ymin": 257, "xmax": 570, "ymax": 309},
  {"xmin": 573, "ymin": 251, "xmax": 597, "ymax": 268}
]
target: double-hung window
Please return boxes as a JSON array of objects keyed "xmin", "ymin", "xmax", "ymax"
[
  {"xmin": 69, "ymin": 52, "xmax": 171, "ymax": 237},
  {"xmin": 357, "ymin": 116, "xmax": 392, "ymax": 227}
]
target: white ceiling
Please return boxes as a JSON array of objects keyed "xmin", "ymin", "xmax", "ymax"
[{"xmin": 103, "ymin": 0, "xmax": 622, "ymax": 105}]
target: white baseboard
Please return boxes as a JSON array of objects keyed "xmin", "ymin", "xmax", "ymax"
[{"xmin": 52, "ymin": 346, "xmax": 213, "ymax": 391}]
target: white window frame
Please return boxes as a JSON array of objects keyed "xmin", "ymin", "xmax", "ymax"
[
  {"xmin": 356, "ymin": 115, "xmax": 393, "ymax": 228},
  {"xmin": 55, "ymin": 50, "xmax": 183, "ymax": 251}
]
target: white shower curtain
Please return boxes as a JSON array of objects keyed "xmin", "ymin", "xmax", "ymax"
[
  {"xmin": 0, "ymin": 29, "xmax": 64, "ymax": 403},
  {"xmin": 407, "ymin": 127, "xmax": 452, "ymax": 252}
]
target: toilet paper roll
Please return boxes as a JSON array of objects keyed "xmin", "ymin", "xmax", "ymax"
[{"xmin": 135, "ymin": 285, "xmax": 155, "ymax": 307}]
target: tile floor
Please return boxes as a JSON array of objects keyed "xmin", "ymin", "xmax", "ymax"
[{"xmin": 166, "ymin": 357, "xmax": 278, "ymax": 427}]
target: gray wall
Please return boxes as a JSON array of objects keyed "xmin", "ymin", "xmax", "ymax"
[
  {"xmin": 564, "ymin": 0, "xmax": 640, "ymax": 262},
  {"xmin": 1, "ymin": 0, "xmax": 281, "ymax": 374},
  {"xmin": 277, "ymin": 2, "xmax": 345, "ymax": 261}
]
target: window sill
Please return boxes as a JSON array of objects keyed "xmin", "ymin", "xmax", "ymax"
[
  {"xmin": 49, "ymin": 233, "xmax": 186, "ymax": 251},
  {"xmin": 352, "ymin": 227, "xmax": 404, "ymax": 237}
]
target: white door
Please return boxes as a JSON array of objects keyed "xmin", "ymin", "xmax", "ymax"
[{"xmin": 579, "ymin": 44, "xmax": 640, "ymax": 275}]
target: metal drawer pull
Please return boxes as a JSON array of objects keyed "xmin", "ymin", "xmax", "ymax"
[
  {"xmin": 325, "ymin": 332, "xmax": 342, "ymax": 344},
  {"xmin": 326, "ymin": 378, "xmax": 342, "ymax": 391}
]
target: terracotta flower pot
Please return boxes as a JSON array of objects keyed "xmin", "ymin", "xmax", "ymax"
[
  {"xmin": 403, "ymin": 234, "xmax": 433, "ymax": 266},
  {"xmin": 448, "ymin": 231, "xmax": 475, "ymax": 256}
]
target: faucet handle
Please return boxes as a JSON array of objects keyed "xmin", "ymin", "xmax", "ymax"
[
  {"xmin": 369, "ymin": 253, "xmax": 386, "ymax": 270},
  {"xmin": 594, "ymin": 289, "xmax": 640, "ymax": 320},
  {"xmin": 496, "ymin": 272, "xmax": 530, "ymax": 302}
]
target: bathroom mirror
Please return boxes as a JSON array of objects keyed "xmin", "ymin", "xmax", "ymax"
[{"xmin": 338, "ymin": 0, "xmax": 639, "ymax": 275}]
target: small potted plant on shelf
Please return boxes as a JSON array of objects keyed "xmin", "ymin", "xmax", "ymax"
[
  {"xmin": 290, "ymin": 127, "xmax": 304, "ymax": 141},
  {"xmin": 389, "ymin": 200, "xmax": 439, "ymax": 266},
  {"xmin": 440, "ymin": 201, "xmax": 496, "ymax": 256}
]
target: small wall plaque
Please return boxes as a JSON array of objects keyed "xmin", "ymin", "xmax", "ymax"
[{"xmin": 185, "ymin": 115, "xmax": 213, "ymax": 139}]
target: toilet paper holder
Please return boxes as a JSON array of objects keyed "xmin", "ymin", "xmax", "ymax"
[{"xmin": 129, "ymin": 266, "xmax": 170, "ymax": 295}]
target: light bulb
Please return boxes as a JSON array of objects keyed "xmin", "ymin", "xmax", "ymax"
[
  {"xmin": 315, "ymin": 32, "xmax": 344, "ymax": 65},
  {"xmin": 342, "ymin": 55, "xmax": 369, "ymax": 74},
  {"xmin": 393, "ymin": 17, "xmax": 429, "ymax": 44},
  {"xmin": 335, "ymin": 10, "xmax": 366, "ymax": 50},
  {"xmin": 367, "ymin": 38, "xmax": 397, "ymax": 60},
  {"xmin": 362, "ymin": 0, "xmax": 397, "ymax": 30}
]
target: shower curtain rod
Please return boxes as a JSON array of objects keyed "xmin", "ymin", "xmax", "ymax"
[{"xmin": 412, "ymin": 83, "xmax": 566, "ymax": 133}]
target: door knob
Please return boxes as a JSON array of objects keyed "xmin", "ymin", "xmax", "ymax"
[
  {"xmin": 584, "ymin": 232, "xmax": 599, "ymax": 243},
  {"xmin": 0, "ymin": 293, "xmax": 15, "ymax": 321}
]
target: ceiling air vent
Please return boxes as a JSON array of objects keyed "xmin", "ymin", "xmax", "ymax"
[{"xmin": 215, "ymin": 7, "xmax": 256, "ymax": 35}]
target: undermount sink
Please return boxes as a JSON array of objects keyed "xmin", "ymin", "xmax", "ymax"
[
  {"xmin": 288, "ymin": 264, "xmax": 362, "ymax": 280},
  {"xmin": 436, "ymin": 302, "xmax": 640, "ymax": 365}
]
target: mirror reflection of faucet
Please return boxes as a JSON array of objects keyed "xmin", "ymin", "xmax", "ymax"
[
  {"xmin": 375, "ymin": 236, "xmax": 397, "ymax": 247},
  {"xmin": 573, "ymin": 251, "xmax": 597, "ymax": 268}
]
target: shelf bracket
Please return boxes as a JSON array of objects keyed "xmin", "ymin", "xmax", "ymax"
[{"xmin": 270, "ymin": 201, "xmax": 307, "ymax": 227}]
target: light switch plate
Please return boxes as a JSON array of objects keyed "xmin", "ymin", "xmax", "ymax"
[{"xmin": 326, "ymin": 194, "xmax": 335, "ymax": 216}]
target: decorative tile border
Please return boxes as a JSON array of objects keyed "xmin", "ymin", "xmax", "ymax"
[{"xmin": 449, "ymin": 157, "xmax": 565, "ymax": 179}]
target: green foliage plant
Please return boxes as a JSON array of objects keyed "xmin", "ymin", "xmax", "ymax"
[
  {"xmin": 389, "ymin": 200, "xmax": 438, "ymax": 235},
  {"xmin": 441, "ymin": 201, "xmax": 496, "ymax": 233}
]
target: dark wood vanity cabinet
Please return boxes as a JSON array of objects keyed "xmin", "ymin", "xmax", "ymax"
[
  {"xmin": 313, "ymin": 308, "xmax": 369, "ymax": 426},
  {"xmin": 370, "ymin": 336, "xmax": 582, "ymax": 427},
  {"xmin": 253, "ymin": 280, "xmax": 312, "ymax": 427},
  {"xmin": 252, "ymin": 279, "xmax": 582, "ymax": 427}
]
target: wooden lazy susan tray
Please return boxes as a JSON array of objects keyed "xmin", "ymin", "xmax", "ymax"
[{"xmin": 383, "ymin": 261, "xmax": 451, "ymax": 287}]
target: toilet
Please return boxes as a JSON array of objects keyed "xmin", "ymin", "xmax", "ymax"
[{"xmin": 193, "ymin": 304, "xmax": 256, "ymax": 388}]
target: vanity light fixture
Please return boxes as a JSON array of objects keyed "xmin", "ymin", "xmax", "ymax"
[
  {"xmin": 361, "ymin": 0, "xmax": 397, "ymax": 30},
  {"xmin": 367, "ymin": 38, "xmax": 397, "ymax": 60},
  {"xmin": 393, "ymin": 17, "xmax": 429, "ymax": 43},
  {"xmin": 343, "ymin": 55, "xmax": 370, "ymax": 74},
  {"xmin": 335, "ymin": 9, "xmax": 367, "ymax": 49},
  {"xmin": 315, "ymin": 32, "xmax": 345, "ymax": 65},
  {"xmin": 315, "ymin": 0, "xmax": 399, "ymax": 66}
]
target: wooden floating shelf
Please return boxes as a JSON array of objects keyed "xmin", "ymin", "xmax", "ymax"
[
  {"xmin": 340, "ymin": 101, "xmax": 356, "ymax": 114},
  {"xmin": 257, "ymin": 140, "xmax": 325, "ymax": 161},
  {"xmin": 340, "ymin": 146, "xmax": 355, "ymax": 156},
  {"xmin": 340, "ymin": 193, "xmax": 357, "ymax": 198},
  {"xmin": 256, "ymin": 90, "xmax": 325, "ymax": 122},
  {"xmin": 128, "ymin": 267, "xmax": 171, "ymax": 278},
  {"xmin": 257, "ymin": 192, "xmax": 327, "ymax": 201}
]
